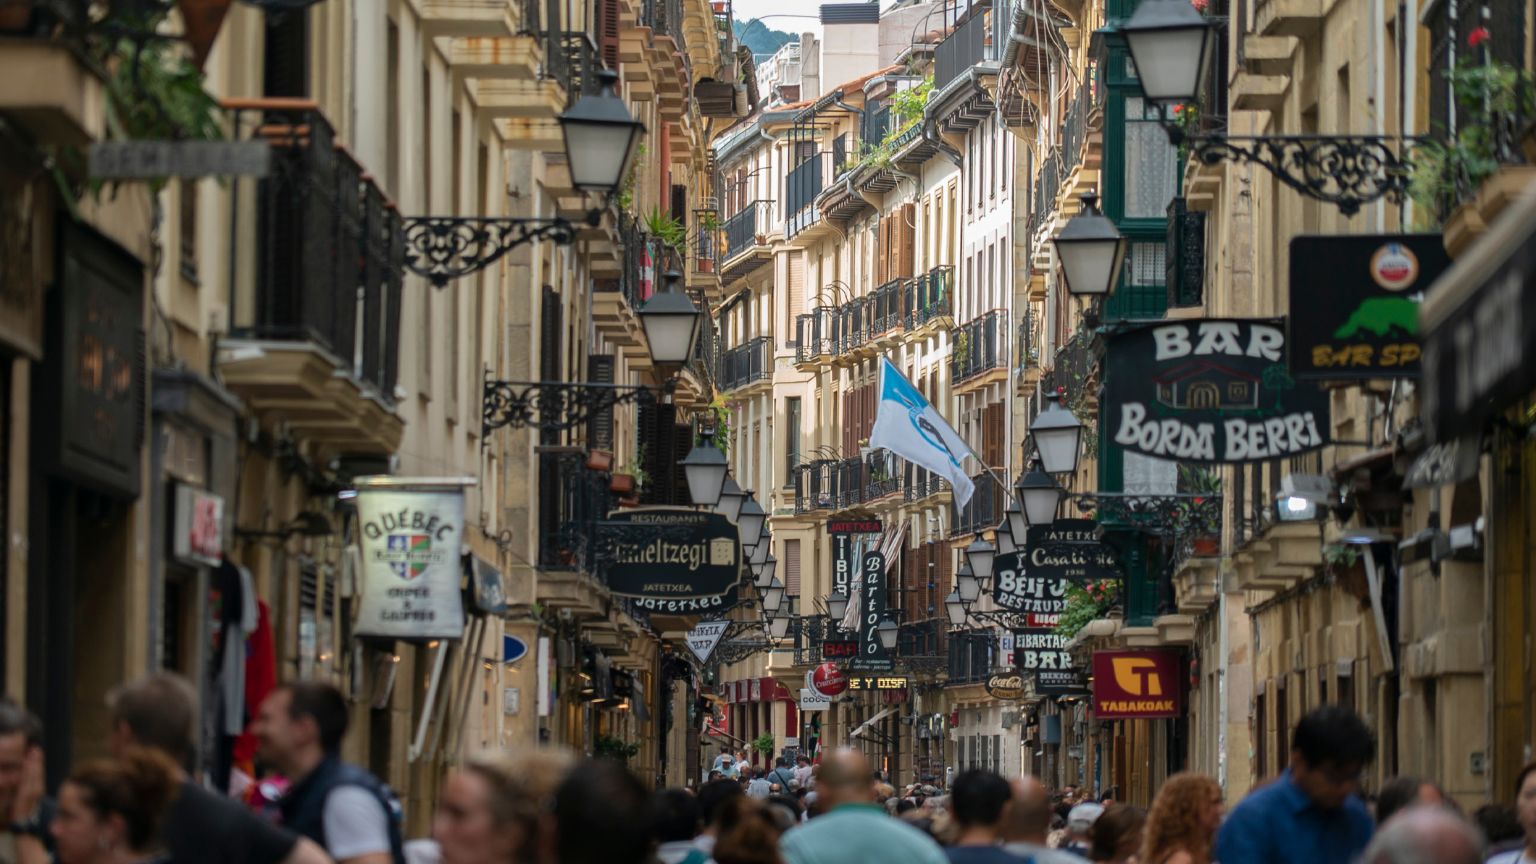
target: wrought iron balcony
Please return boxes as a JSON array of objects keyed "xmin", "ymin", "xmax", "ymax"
[
  {"xmin": 537, "ymin": 450, "xmax": 616, "ymax": 571},
  {"xmin": 951, "ymin": 309, "xmax": 1009, "ymax": 383},
  {"xmin": 951, "ymin": 471, "xmax": 1004, "ymax": 537},
  {"xmin": 1030, "ymin": 150, "xmax": 1063, "ymax": 242},
  {"xmin": 603, "ymin": 213, "xmax": 657, "ymax": 310},
  {"xmin": 717, "ymin": 336, "xmax": 771, "ymax": 392},
  {"xmin": 793, "ymin": 459, "xmax": 840, "ymax": 514},
  {"xmin": 904, "ymin": 265, "xmax": 954, "ymax": 330},
  {"xmin": 870, "ymin": 278, "xmax": 904, "ymax": 338},
  {"xmin": 640, "ymin": 0, "xmax": 684, "ymax": 43},
  {"xmin": 722, "ymin": 199, "xmax": 772, "ymax": 262},
  {"xmin": 933, "ymin": 4, "xmax": 994, "ymax": 92},
  {"xmin": 546, "ymin": 32, "xmax": 602, "ymax": 108},
  {"xmin": 1016, "ymin": 309, "xmax": 1041, "ymax": 371},
  {"xmin": 794, "ymin": 307, "xmax": 837, "ymax": 365},
  {"xmin": 1166, "ymin": 198, "xmax": 1206, "ymax": 308},
  {"xmin": 904, "ymin": 464, "xmax": 947, "ymax": 502},
  {"xmin": 234, "ymin": 105, "xmax": 403, "ymax": 401},
  {"xmin": 1043, "ymin": 326, "xmax": 1099, "ymax": 406},
  {"xmin": 946, "ymin": 628, "xmax": 995, "ymax": 685},
  {"xmin": 693, "ymin": 209, "xmax": 721, "ymax": 277},
  {"xmin": 833, "ymin": 295, "xmax": 871, "ymax": 355},
  {"xmin": 786, "ymin": 151, "xmax": 833, "ymax": 238}
]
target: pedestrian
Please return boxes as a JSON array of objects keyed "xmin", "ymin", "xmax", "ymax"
[
  {"xmin": 779, "ymin": 749, "xmax": 948, "ymax": 864},
  {"xmin": 1360, "ymin": 805, "xmax": 1482, "ymax": 864},
  {"xmin": 650, "ymin": 788, "xmax": 707, "ymax": 864},
  {"xmin": 1487, "ymin": 762, "xmax": 1536, "ymax": 864},
  {"xmin": 942, "ymin": 768, "xmax": 1013, "ymax": 864},
  {"xmin": 999, "ymin": 776, "xmax": 1084, "ymax": 864},
  {"xmin": 713, "ymin": 797, "xmax": 783, "ymax": 864},
  {"xmin": 1064, "ymin": 802, "xmax": 1104, "ymax": 856},
  {"xmin": 1140, "ymin": 773, "xmax": 1223, "ymax": 864},
  {"xmin": 1214, "ymin": 705, "xmax": 1375, "ymax": 864},
  {"xmin": 1473, "ymin": 802, "xmax": 1523, "ymax": 857},
  {"xmin": 49, "ymin": 748, "xmax": 180, "ymax": 864},
  {"xmin": 747, "ymin": 769, "xmax": 772, "ymax": 799},
  {"xmin": 552, "ymin": 759, "xmax": 651, "ymax": 864},
  {"xmin": 1088, "ymin": 803, "xmax": 1145, "ymax": 864},
  {"xmin": 694, "ymin": 778, "xmax": 745, "ymax": 858},
  {"xmin": 763, "ymin": 794, "xmax": 802, "ymax": 833},
  {"xmin": 767, "ymin": 758, "xmax": 797, "ymax": 793},
  {"xmin": 734, "ymin": 752, "xmax": 752, "ymax": 780},
  {"xmin": 429, "ymin": 750, "xmax": 571, "ymax": 864},
  {"xmin": 713, "ymin": 751, "xmax": 735, "ymax": 777},
  {"xmin": 793, "ymin": 757, "xmax": 812, "ymax": 792},
  {"xmin": 0, "ymin": 699, "xmax": 51, "ymax": 864},
  {"xmin": 254, "ymin": 681, "xmax": 406, "ymax": 864},
  {"xmin": 1374, "ymin": 776, "xmax": 1446, "ymax": 826},
  {"xmin": 106, "ymin": 673, "xmax": 329, "ymax": 864}
]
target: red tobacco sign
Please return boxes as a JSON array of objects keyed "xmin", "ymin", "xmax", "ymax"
[{"xmin": 1091, "ymin": 650, "xmax": 1184, "ymax": 719}]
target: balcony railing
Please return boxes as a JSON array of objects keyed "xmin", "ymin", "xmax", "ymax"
[
  {"xmin": 834, "ymin": 295, "xmax": 870, "ymax": 355},
  {"xmin": 951, "ymin": 309, "xmax": 1008, "ymax": 383},
  {"xmin": 538, "ymin": 450, "xmax": 616, "ymax": 571},
  {"xmin": 904, "ymin": 265, "xmax": 954, "ymax": 329},
  {"xmin": 717, "ymin": 336, "xmax": 771, "ymax": 391},
  {"xmin": 786, "ymin": 151, "xmax": 832, "ymax": 237},
  {"xmin": 723, "ymin": 199, "xmax": 771, "ymax": 261},
  {"xmin": 904, "ymin": 463, "xmax": 947, "ymax": 502},
  {"xmin": 1166, "ymin": 198, "xmax": 1205, "ymax": 308},
  {"xmin": 795, "ymin": 307, "xmax": 837, "ymax": 363},
  {"xmin": 693, "ymin": 209, "xmax": 720, "ymax": 276},
  {"xmin": 547, "ymin": 32, "xmax": 601, "ymax": 108},
  {"xmin": 1016, "ymin": 309, "xmax": 1040, "ymax": 371},
  {"xmin": 1047, "ymin": 327, "xmax": 1098, "ymax": 404},
  {"xmin": 1030, "ymin": 149, "xmax": 1062, "ymax": 242},
  {"xmin": 235, "ymin": 106, "xmax": 402, "ymax": 400},
  {"xmin": 794, "ymin": 453, "xmax": 909, "ymax": 513},
  {"xmin": 951, "ymin": 471, "xmax": 1004, "ymax": 537},
  {"xmin": 946, "ymin": 629, "xmax": 994, "ymax": 685},
  {"xmin": 606, "ymin": 213, "xmax": 656, "ymax": 309},
  {"xmin": 691, "ymin": 317, "xmax": 719, "ymax": 391},
  {"xmin": 640, "ymin": 0, "xmax": 684, "ymax": 42},
  {"xmin": 933, "ymin": 4, "xmax": 993, "ymax": 92},
  {"xmin": 870, "ymin": 279, "xmax": 904, "ymax": 336}
]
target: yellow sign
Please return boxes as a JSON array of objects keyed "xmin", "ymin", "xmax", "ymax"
[{"xmin": 847, "ymin": 676, "xmax": 909, "ymax": 691}]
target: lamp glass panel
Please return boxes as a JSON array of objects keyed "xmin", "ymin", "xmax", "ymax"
[{"xmin": 1126, "ymin": 26, "xmax": 1210, "ymax": 104}]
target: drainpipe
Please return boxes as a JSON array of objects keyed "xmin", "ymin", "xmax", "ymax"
[{"xmin": 925, "ymin": 125, "xmax": 964, "ymax": 168}]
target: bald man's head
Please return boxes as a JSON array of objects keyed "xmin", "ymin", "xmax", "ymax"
[
  {"xmin": 1363, "ymin": 806, "xmax": 1483, "ymax": 864},
  {"xmin": 1002, "ymin": 776, "xmax": 1051, "ymax": 843},
  {"xmin": 817, "ymin": 749, "xmax": 876, "ymax": 808}
]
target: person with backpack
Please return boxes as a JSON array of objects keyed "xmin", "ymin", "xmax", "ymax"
[
  {"xmin": 255, "ymin": 681, "xmax": 406, "ymax": 864},
  {"xmin": 767, "ymin": 758, "xmax": 797, "ymax": 794}
]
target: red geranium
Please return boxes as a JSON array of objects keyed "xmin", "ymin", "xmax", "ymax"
[{"xmin": 1469, "ymin": 26, "xmax": 1491, "ymax": 47}]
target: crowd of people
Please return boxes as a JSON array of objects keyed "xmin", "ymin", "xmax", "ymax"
[{"xmin": 1, "ymin": 688, "xmax": 1535, "ymax": 864}]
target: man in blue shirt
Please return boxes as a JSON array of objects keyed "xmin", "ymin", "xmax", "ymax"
[
  {"xmin": 1215, "ymin": 705, "xmax": 1376, "ymax": 864},
  {"xmin": 781, "ymin": 749, "xmax": 948, "ymax": 864}
]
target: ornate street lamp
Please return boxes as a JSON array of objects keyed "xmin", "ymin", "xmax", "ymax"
[
  {"xmin": 1016, "ymin": 461, "xmax": 1064, "ymax": 528},
  {"xmin": 753, "ymin": 554, "xmax": 778, "ymax": 589},
  {"xmin": 749, "ymin": 530, "xmax": 771, "ymax": 566},
  {"xmin": 996, "ymin": 524, "xmax": 1017, "ymax": 555},
  {"xmin": 1119, "ymin": 0, "xmax": 1413, "ymax": 215},
  {"xmin": 964, "ymin": 537, "xmax": 997, "ymax": 587},
  {"xmin": 637, "ymin": 272, "xmax": 704, "ymax": 366},
  {"xmin": 1032, "ymin": 391, "xmax": 1086, "ymax": 475},
  {"xmin": 876, "ymin": 616, "xmax": 899, "ymax": 651},
  {"xmin": 404, "ymin": 69, "xmax": 643, "ymax": 287},
  {"xmin": 1053, "ymin": 194, "xmax": 1127, "ymax": 298},
  {"xmin": 682, "ymin": 427, "xmax": 730, "ymax": 507},
  {"xmin": 826, "ymin": 592, "xmax": 850, "ymax": 622},
  {"xmin": 559, "ymin": 69, "xmax": 647, "ymax": 193},
  {"xmin": 761, "ymin": 577, "xmax": 786, "ymax": 613},
  {"xmin": 769, "ymin": 612, "xmax": 792, "ymax": 641},
  {"xmin": 944, "ymin": 590, "xmax": 969, "ymax": 627},
  {"xmin": 736, "ymin": 496, "xmax": 766, "ymax": 544},
  {"xmin": 715, "ymin": 477, "xmax": 747, "ymax": 523},
  {"xmin": 1005, "ymin": 499, "xmax": 1028, "ymax": 543},
  {"xmin": 956, "ymin": 562, "xmax": 981, "ymax": 604}
]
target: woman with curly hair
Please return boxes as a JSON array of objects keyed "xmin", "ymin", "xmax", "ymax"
[{"xmin": 1140, "ymin": 774, "xmax": 1224, "ymax": 864}]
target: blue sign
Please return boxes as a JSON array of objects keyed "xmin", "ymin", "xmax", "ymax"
[{"xmin": 503, "ymin": 635, "xmax": 529, "ymax": 665}]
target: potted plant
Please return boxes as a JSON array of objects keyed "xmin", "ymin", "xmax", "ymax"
[
  {"xmin": 642, "ymin": 206, "xmax": 688, "ymax": 255},
  {"xmin": 751, "ymin": 733, "xmax": 776, "ymax": 759},
  {"xmin": 1054, "ymin": 579, "xmax": 1121, "ymax": 640},
  {"xmin": 1325, "ymin": 544, "xmax": 1370, "ymax": 603},
  {"xmin": 586, "ymin": 449, "xmax": 615, "ymax": 473},
  {"xmin": 1177, "ymin": 464, "xmax": 1222, "ymax": 556},
  {"xmin": 594, "ymin": 734, "xmax": 641, "ymax": 764}
]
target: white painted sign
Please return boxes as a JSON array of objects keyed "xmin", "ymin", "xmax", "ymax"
[
  {"xmin": 799, "ymin": 688, "xmax": 830, "ymax": 711},
  {"xmin": 686, "ymin": 619, "xmax": 731, "ymax": 662},
  {"xmin": 353, "ymin": 479, "xmax": 470, "ymax": 640}
]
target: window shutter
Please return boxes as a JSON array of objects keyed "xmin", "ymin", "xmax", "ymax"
[
  {"xmin": 785, "ymin": 539, "xmax": 801, "ymax": 596},
  {"xmin": 671, "ymin": 420, "xmax": 692, "ymax": 505},
  {"xmin": 670, "ymin": 183, "xmax": 687, "ymax": 224},
  {"xmin": 262, "ymin": 8, "xmax": 310, "ymax": 97},
  {"xmin": 787, "ymin": 252, "xmax": 804, "ymax": 347},
  {"xmin": 895, "ymin": 203, "xmax": 916, "ymax": 279},
  {"xmin": 874, "ymin": 217, "xmax": 888, "ymax": 286},
  {"xmin": 598, "ymin": 0, "xmax": 621, "ymax": 71},
  {"xmin": 586, "ymin": 354, "xmax": 615, "ymax": 450}
]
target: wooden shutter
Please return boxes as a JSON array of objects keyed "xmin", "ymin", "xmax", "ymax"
[
  {"xmin": 262, "ymin": 8, "xmax": 310, "ymax": 97},
  {"xmin": 786, "ymin": 252, "xmax": 804, "ymax": 347},
  {"xmin": 671, "ymin": 421, "xmax": 692, "ymax": 506},
  {"xmin": 587, "ymin": 354, "xmax": 616, "ymax": 450},
  {"xmin": 785, "ymin": 539, "xmax": 801, "ymax": 596},
  {"xmin": 874, "ymin": 217, "xmax": 888, "ymax": 286},
  {"xmin": 670, "ymin": 183, "xmax": 687, "ymax": 224},
  {"xmin": 895, "ymin": 203, "xmax": 916, "ymax": 279},
  {"xmin": 597, "ymin": 0, "xmax": 621, "ymax": 71},
  {"xmin": 982, "ymin": 403, "xmax": 1003, "ymax": 468}
]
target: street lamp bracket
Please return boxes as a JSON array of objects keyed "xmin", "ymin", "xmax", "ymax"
[
  {"xmin": 482, "ymin": 371, "xmax": 673, "ymax": 436},
  {"xmin": 402, "ymin": 212, "xmax": 600, "ymax": 288}
]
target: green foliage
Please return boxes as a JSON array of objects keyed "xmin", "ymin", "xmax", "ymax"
[
  {"xmin": 1409, "ymin": 52, "xmax": 1535, "ymax": 226},
  {"xmin": 1323, "ymin": 543, "xmax": 1360, "ymax": 568},
  {"xmin": 702, "ymin": 395, "xmax": 733, "ymax": 458},
  {"xmin": 643, "ymin": 206, "xmax": 688, "ymax": 252},
  {"xmin": 889, "ymin": 75, "xmax": 934, "ymax": 127},
  {"xmin": 1176, "ymin": 464, "xmax": 1221, "ymax": 495},
  {"xmin": 594, "ymin": 734, "xmax": 641, "ymax": 763},
  {"xmin": 1053, "ymin": 580, "xmax": 1120, "ymax": 640},
  {"xmin": 751, "ymin": 733, "xmax": 776, "ymax": 755},
  {"xmin": 626, "ymin": 442, "xmax": 651, "ymax": 488}
]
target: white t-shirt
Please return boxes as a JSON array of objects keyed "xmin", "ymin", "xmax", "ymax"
[
  {"xmin": 1487, "ymin": 851, "xmax": 1531, "ymax": 864},
  {"xmin": 322, "ymin": 786, "xmax": 392, "ymax": 861}
]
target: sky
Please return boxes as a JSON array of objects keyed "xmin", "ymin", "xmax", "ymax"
[{"xmin": 730, "ymin": 0, "xmax": 898, "ymax": 42}]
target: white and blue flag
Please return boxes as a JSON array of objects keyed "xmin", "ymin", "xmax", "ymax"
[{"xmin": 867, "ymin": 357, "xmax": 976, "ymax": 509}]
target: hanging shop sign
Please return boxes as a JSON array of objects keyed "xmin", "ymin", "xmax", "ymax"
[
  {"xmin": 469, "ymin": 554, "xmax": 507, "ymax": 615},
  {"xmin": 1103, "ymin": 318, "xmax": 1330, "ymax": 463},
  {"xmin": 1032, "ymin": 668, "xmax": 1090, "ymax": 697},
  {"xmin": 847, "ymin": 675, "xmax": 909, "ymax": 691},
  {"xmin": 799, "ymin": 688, "xmax": 831, "ymax": 711},
  {"xmin": 1015, "ymin": 629, "xmax": 1075, "ymax": 690},
  {"xmin": 686, "ymin": 620, "xmax": 731, "ymax": 663},
  {"xmin": 851, "ymin": 549, "xmax": 894, "ymax": 672},
  {"xmin": 828, "ymin": 518, "xmax": 883, "ymax": 534},
  {"xmin": 1289, "ymin": 235, "xmax": 1451, "ymax": 379},
  {"xmin": 1091, "ymin": 650, "xmax": 1184, "ymax": 719},
  {"xmin": 991, "ymin": 551, "xmax": 1069, "ymax": 627},
  {"xmin": 172, "ymin": 484, "xmax": 224, "ymax": 566},
  {"xmin": 1420, "ymin": 198, "xmax": 1536, "ymax": 443},
  {"xmin": 809, "ymin": 661, "xmax": 850, "ymax": 697},
  {"xmin": 832, "ymin": 534, "xmax": 855, "ymax": 603},
  {"xmin": 1017, "ymin": 519, "xmax": 1120, "ymax": 586},
  {"xmin": 1403, "ymin": 433, "xmax": 1482, "ymax": 489},
  {"xmin": 353, "ymin": 477, "xmax": 473, "ymax": 640},
  {"xmin": 822, "ymin": 639, "xmax": 858, "ymax": 659},
  {"xmin": 600, "ymin": 507, "xmax": 741, "ymax": 599},
  {"xmin": 985, "ymin": 673, "xmax": 1027, "ymax": 701},
  {"xmin": 632, "ymin": 590, "xmax": 739, "ymax": 615}
]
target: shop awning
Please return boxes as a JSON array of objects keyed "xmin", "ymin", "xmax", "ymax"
[
  {"xmin": 1420, "ymin": 188, "xmax": 1536, "ymax": 443},
  {"xmin": 850, "ymin": 707, "xmax": 896, "ymax": 742}
]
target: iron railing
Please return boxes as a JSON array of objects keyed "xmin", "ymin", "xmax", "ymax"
[
  {"xmin": 691, "ymin": 317, "xmax": 719, "ymax": 392},
  {"xmin": 834, "ymin": 295, "xmax": 871, "ymax": 355},
  {"xmin": 1166, "ymin": 198, "xmax": 1206, "ymax": 308},
  {"xmin": 723, "ymin": 199, "xmax": 771, "ymax": 261},
  {"xmin": 1030, "ymin": 150, "xmax": 1063, "ymax": 242},
  {"xmin": 1051, "ymin": 327, "xmax": 1099, "ymax": 404},
  {"xmin": 606, "ymin": 214, "xmax": 654, "ymax": 309},
  {"xmin": 237, "ymin": 106, "xmax": 402, "ymax": 400},
  {"xmin": 640, "ymin": 0, "xmax": 684, "ymax": 42},
  {"xmin": 786, "ymin": 151, "xmax": 833, "ymax": 237},
  {"xmin": 904, "ymin": 464, "xmax": 947, "ymax": 502},
  {"xmin": 717, "ymin": 336, "xmax": 771, "ymax": 391},
  {"xmin": 934, "ymin": 4, "xmax": 993, "ymax": 91},
  {"xmin": 795, "ymin": 307, "xmax": 838, "ymax": 363},
  {"xmin": 951, "ymin": 471, "xmax": 1005, "ymax": 536},
  {"xmin": 905, "ymin": 265, "xmax": 954, "ymax": 329},
  {"xmin": 538, "ymin": 450, "xmax": 616, "ymax": 571},
  {"xmin": 951, "ymin": 309, "xmax": 1009, "ymax": 383},
  {"xmin": 1016, "ymin": 309, "xmax": 1040, "ymax": 371},
  {"xmin": 871, "ymin": 279, "xmax": 904, "ymax": 336},
  {"xmin": 548, "ymin": 32, "xmax": 601, "ymax": 108},
  {"xmin": 947, "ymin": 629, "xmax": 994, "ymax": 685},
  {"xmin": 693, "ymin": 209, "xmax": 720, "ymax": 275}
]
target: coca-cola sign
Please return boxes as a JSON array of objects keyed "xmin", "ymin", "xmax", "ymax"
[{"xmin": 985, "ymin": 673, "xmax": 1026, "ymax": 701}]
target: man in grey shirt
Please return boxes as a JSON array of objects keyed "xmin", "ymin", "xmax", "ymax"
[{"xmin": 1002, "ymin": 776, "xmax": 1087, "ymax": 864}]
